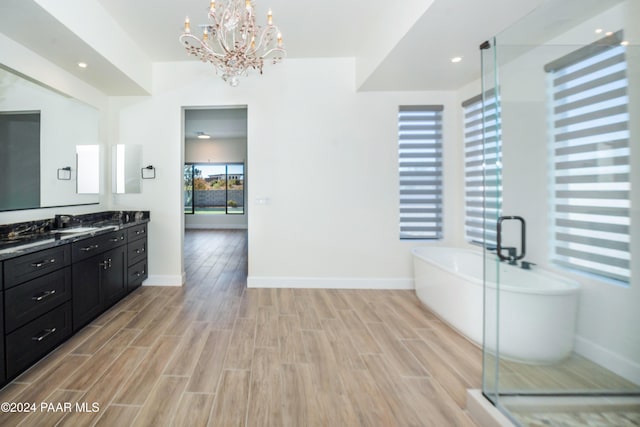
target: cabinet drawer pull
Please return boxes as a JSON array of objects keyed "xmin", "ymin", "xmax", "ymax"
[
  {"xmin": 30, "ymin": 258, "xmax": 55, "ymax": 268},
  {"xmin": 134, "ymin": 248, "xmax": 145, "ymax": 254},
  {"xmin": 32, "ymin": 290, "xmax": 57, "ymax": 301},
  {"xmin": 109, "ymin": 237, "xmax": 119, "ymax": 242},
  {"xmin": 32, "ymin": 328, "xmax": 57, "ymax": 342},
  {"xmin": 135, "ymin": 229, "xmax": 145, "ymax": 235},
  {"xmin": 81, "ymin": 244, "xmax": 99, "ymax": 252},
  {"xmin": 99, "ymin": 258, "xmax": 113, "ymax": 270},
  {"xmin": 135, "ymin": 270, "xmax": 145, "ymax": 277}
]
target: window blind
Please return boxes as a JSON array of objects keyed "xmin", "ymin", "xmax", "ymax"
[
  {"xmin": 463, "ymin": 92, "xmax": 501, "ymax": 246},
  {"xmin": 547, "ymin": 31, "xmax": 631, "ymax": 283},
  {"xmin": 398, "ymin": 105, "xmax": 443, "ymax": 239}
]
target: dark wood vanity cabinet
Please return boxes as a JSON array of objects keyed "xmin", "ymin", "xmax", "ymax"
[
  {"xmin": 0, "ymin": 267, "xmax": 5, "ymax": 384},
  {"xmin": 71, "ymin": 231, "xmax": 127, "ymax": 331},
  {"xmin": 127, "ymin": 223, "xmax": 147, "ymax": 291},
  {"xmin": 1, "ymin": 221, "xmax": 149, "ymax": 383},
  {"xmin": 4, "ymin": 245, "xmax": 71, "ymax": 288},
  {"xmin": 4, "ymin": 268, "xmax": 72, "ymax": 332},
  {"xmin": 2, "ymin": 246, "xmax": 73, "ymax": 379},
  {"xmin": 6, "ymin": 302, "xmax": 72, "ymax": 378}
]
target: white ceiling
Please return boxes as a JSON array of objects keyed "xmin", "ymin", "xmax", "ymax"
[{"xmin": 3, "ymin": 0, "xmax": 616, "ymax": 94}]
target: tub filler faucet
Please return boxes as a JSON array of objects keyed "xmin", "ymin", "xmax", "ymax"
[
  {"xmin": 496, "ymin": 215, "xmax": 526, "ymax": 266},
  {"xmin": 502, "ymin": 247, "xmax": 518, "ymax": 265}
]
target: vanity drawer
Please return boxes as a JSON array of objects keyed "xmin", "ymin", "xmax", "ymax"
[
  {"xmin": 71, "ymin": 230, "xmax": 126, "ymax": 262},
  {"xmin": 4, "ymin": 245, "xmax": 70, "ymax": 289},
  {"xmin": 127, "ymin": 224, "xmax": 147, "ymax": 242},
  {"xmin": 127, "ymin": 259, "xmax": 147, "ymax": 290},
  {"xmin": 6, "ymin": 301, "xmax": 72, "ymax": 379},
  {"xmin": 128, "ymin": 238, "xmax": 147, "ymax": 266},
  {"xmin": 4, "ymin": 267, "xmax": 72, "ymax": 333}
]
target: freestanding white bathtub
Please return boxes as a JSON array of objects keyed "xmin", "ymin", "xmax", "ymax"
[{"xmin": 412, "ymin": 247, "xmax": 580, "ymax": 363}]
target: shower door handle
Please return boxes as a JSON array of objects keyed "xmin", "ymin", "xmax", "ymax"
[{"xmin": 496, "ymin": 216, "xmax": 526, "ymax": 262}]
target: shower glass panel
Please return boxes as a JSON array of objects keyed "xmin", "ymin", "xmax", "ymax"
[
  {"xmin": 481, "ymin": 0, "xmax": 640, "ymax": 424},
  {"xmin": 481, "ymin": 37, "xmax": 501, "ymax": 405}
]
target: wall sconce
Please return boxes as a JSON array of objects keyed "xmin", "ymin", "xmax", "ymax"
[
  {"xmin": 57, "ymin": 166, "xmax": 72, "ymax": 180},
  {"xmin": 141, "ymin": 165, "xmax": 156, "ymax": 179}
]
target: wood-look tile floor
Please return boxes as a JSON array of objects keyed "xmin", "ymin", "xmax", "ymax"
[{"xmin": 0, "ymin": 229, "xmax": 481, "ymax": 426}]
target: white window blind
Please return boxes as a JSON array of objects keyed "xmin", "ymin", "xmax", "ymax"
[
  {"xmin": 546, "ymin": 31, "xmax": 631, "ymax": 283},
  {"xmin": 398, "ymin": 105, "xmax": 443, "ymax": 239},
  {"xmin": 463, "ymin": 92, "xmax": 501, "ymax": 246}
]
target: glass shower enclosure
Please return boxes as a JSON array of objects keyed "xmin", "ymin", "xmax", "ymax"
[{"xmin": 480, "ymin": 0, "xmax": 639, "ymax": 425}]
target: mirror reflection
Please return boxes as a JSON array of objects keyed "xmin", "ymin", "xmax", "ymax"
[
  {"xmin": 0, "ymin": 65, "xmax": 100, "ymax": 211},
  {"xmin": 76, "ymin": 145, "xmax": 100, "ymax": 194},
  {"xmin": 113, "ymin": 144, "xmax": 142, "ymax": 194}
]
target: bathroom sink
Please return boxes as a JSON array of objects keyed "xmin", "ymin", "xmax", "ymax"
[{"xmin": 53, "ymin": 227, "xmax": 100, "ymax": 233}]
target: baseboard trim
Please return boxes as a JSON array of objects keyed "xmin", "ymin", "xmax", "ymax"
[
  {"xmin": 466, "ymin": 390, "xmax": 514, "ymax": 427},
  {"xmin": 575, "ymin": 335, "xmax": 640, "ymax": 386},
  {"xmin": 185, "ymin": 224, "xmax": 248, "ymax": 230},
  {"xmin": 247, "ymin": 276, "xmax": 414, "ymax": 290},
  {"xmin": 142, "ymin": 274, "xmax": 184, "ymax": 287}
]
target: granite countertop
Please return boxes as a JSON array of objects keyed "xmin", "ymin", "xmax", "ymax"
[{"xmin": 0, "ymin": 211, "xmax": 150, "ymax": 261}]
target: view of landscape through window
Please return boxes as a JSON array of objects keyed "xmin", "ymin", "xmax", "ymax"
[{"xmin": 184, "ymin": 163, "xmax": 245, "ymax": 215}]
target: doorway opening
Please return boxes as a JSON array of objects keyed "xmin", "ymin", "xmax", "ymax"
[{"xmin": 181, "ymin": 106, "xmax": 248, "ymax": 289}]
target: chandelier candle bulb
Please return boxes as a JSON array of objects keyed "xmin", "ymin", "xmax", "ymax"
[
  {"xmin": 267, "ymin": 9, "xmax": 273, "ymax": 25},
  {"xmin": 210, "ymin": 0, "xmax": 215, "ymax": 11},
  {"xmin": 184, "ymin": 16, "xmax": 190, "ymax": 33}
]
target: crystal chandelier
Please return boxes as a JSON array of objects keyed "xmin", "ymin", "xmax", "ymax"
[{"xmin": 180, "ymin": 0, "xmax": 286, "ymax": 86}]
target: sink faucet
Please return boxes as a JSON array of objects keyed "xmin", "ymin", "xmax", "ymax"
[{"xmin": 55, "ymin": 215, "xmax": 72, "ymax": 229}]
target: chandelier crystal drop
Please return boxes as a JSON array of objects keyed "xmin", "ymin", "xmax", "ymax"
[{"xmin": 180, "ymin": 0, "xmax": 286, "ymax": 86}]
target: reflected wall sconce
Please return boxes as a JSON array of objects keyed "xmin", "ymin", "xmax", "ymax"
[
  {"xmin": 57, "ymin": 166, "xmax": 72, "ymax": 180},
  {"xmin": 141, "ymin": 165, "xmax": 156, "ymax": 179}
]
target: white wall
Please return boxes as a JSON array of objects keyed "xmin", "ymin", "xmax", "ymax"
[
  {"xmin": 109, "ymin": 58, "xmax": 464, "ymax": 289},
  {"xmin": 456, "ymin": 2, "xmax": 640, "ymax": 383},
  {"xmin": 185, "ymin": 136, "xmax": 248, "ymax": 229}
]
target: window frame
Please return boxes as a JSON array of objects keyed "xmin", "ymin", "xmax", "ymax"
[{"xmin": 184, "ymin": 162, "xmax": 245, "ymax": 216}]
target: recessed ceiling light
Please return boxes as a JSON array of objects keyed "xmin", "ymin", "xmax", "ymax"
[
  {"xmin": 196, "ymin": 131, "xmax": 211, "ymax": 139},
  {"xmin": 451, "ymin": 56, "xmax": 462, "ymax": 63},
  {"xmin": 606, "ymin": 31, "xmax": 614, "ymax": 36},
  {"xmin": 595, "ymin": 28, "xmax": 603, "ymax": 34},
  {"xmin": 77, "ymin": 62, "xmax": 88, "ymax": 68},
  {"xmin": 621, "ymin": 40, "xmax": 630, "ymax": 46}
]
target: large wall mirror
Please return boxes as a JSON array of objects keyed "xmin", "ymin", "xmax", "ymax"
[{"xmin": 0, "ymin": 65, "xmax": 100, "ymax": 212}]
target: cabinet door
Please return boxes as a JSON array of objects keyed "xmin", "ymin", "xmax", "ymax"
[
  {"xmin": 4, "ymin": 245, "xmax": 71, "ymax": 288},
  {"xmin": 0, "ymin": 291, "xmax": 5, "ymax": 384},
  {"xmin": 5, "ymin": 302, "xmax": 72, "ymax": 379},
  {"xmin": 5, "ymin": 267, "xmax": 71, "ymax": 333},
  {"xmin": 127, "ymin": 237, "xmax": 147, "ymax": 267},
  {"xmin": 102, "ymin": 246, "xmax": 127, "ymax": 309},
  {"xmin": 72, "ymin": 254, "xmax": 102, "ymax": 331},
  {"xmin": 128, "ymin": 259, "xmax": 147, "ymax": 291}
]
